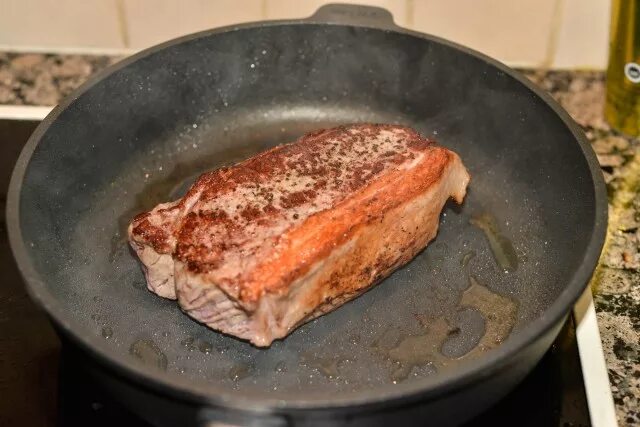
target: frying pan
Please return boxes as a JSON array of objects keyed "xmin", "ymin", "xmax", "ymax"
[{"xmin": 7, "ymin": 4, "xmax": 606, "ymax": 426}]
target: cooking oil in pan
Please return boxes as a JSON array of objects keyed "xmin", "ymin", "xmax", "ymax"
[
  {"xmin": 300, "ymin": 352, "xmax": 348, "ymax": 379},
  {"xmin": 349, "ymin": 333, "xmax": 361, "ymax": 344},
  {"xmin": 374, "ymin": 276, "xmax": 518, "ymax": 382},
  {"xmin": 129, "ymin": 339, "xmax": 168, "ymax": 371},
  {"xmin": 274, "ymin": 361, "xmax": 287, "ymax": 373},
  {"xmin": 197, "ymin": 340, "xmax": 213, "ymax": 355},
  {"xmin": 101, "ymin": 326, "xmax": 113, "ymax": 339},
  {"xmin": 180, "ymin": 336, "xmax": 217, "ymax": 355},
  {"xmin": 470, "ymin": 213, "xmax": 518, "ymax": 272},
  {"xmin": 229, "ymin": 362, "xmax": 254, "ymax": 381},
  {"xmin": 462, "ymin": 276, "xmax": 518, "ymax": 352},
  {"xmin": 180, "ymin": 336, "xmax": 195, "ymax": 349},
  {"xmin": 385, "ymin": 318, "xmax": 452, "ymax": 382},
  {"xmin": 460, "ymin": 250, "xmax": 476, "ymax": 267}
]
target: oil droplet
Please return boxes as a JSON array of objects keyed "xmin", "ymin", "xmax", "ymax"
[
  {"xmin": 198, "ymin": 340, "xmax": 213, "ymax": 354},
  {"xmin": 275, "ymin": 361, "xmax": 286, "ymax": 373},
  {"xmin": 301, "ymin": 352, "xmax": 342, "ymax": 379},
  {"xmin": 229, "ymin": 363, "xmax": 253, "ymax": 381},
  {"xmin": 101, "ymin": 326, "xmax": 113, "ymax": 339},
  {"xmin": 470, "ymin": 213, "xmax": 518, "ymax": 272},
  {"xmin": 180, "ymin": 337, "xmax": 195, "ymax": 350},
  {"xmin": 460, "ymin": 250, "xmax": 476, "ymax": 267},
  {"xmin": 129, "ymin": 340, "xmax": 168, "ymax": 371}
]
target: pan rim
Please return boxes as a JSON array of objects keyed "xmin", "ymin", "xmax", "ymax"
[{"xmin": 6, "ymin": 18, "xmax": 607, "ymax": 413}]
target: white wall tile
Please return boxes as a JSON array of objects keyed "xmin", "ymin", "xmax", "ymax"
[
  {"xmin": 123, "ymin": 0, "xmax": 263, "ymax": 49},
  {"xmin": 265, "ymin": 0, "xmax": 409, "ymax": 28},
  {"xmin": 0, "ymin": 0, "xmax": 124, "ymax": 49},
  {"xmin": 0, "ymin": 0, "xmax": 610, "ymax": 70},
  {"xmin": 553, "ymin": 0, "xmax": 610, "ymax": 69},
  {"xmin": 411, "ymin": 0, "xmax": 559, "ymax": 67}
]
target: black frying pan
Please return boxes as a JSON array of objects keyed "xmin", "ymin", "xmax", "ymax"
[{"xmin": 7, "ymin": 4, "xmax": 606, "ymax": 426}]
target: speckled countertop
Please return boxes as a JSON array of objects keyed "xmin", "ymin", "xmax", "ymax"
[
  {"xmin": 0, "ymin": 52, "xmax": 121, "ymax": 105},
  {"xmin": 1, "ymin": 53, "xmax": 639, "ymax": 425}
]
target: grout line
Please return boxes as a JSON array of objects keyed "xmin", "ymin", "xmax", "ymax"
[
  {"xmin": 543, "ymin": 0, "xmax": 566, "ymax": 70},
  {"xmin": 405, "ymin": 0, "xmax": 414, "ymax": 29},
  {"xmin": 261, "ymin": 0, "xmax": 268, "ymax": 20},
  {"xmin": 574, "ymin": 288, "xmax": 619, "ymax": 427},
  {"xmin": 0, "ymin": 105, "xmax": 53, "ymax": 121},
  {"xmin": 115, "ymin": 0, "xmax": 131, "ymax": 49}
]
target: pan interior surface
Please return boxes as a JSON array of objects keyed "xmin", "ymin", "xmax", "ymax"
[{"xmin": 15, "ymin": 24, "xmax": 598, "ymax": 404}]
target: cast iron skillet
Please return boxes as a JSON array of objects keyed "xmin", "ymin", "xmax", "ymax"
[{"xmin": 7, "ymin": 4, "xmax": 606, "ymax": 426}]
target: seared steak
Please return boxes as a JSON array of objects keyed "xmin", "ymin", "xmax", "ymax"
[{"xmin": 128, "ymin": 124, "xmax": 470, "ymax": 346}]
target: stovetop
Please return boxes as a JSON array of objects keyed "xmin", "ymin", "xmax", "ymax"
[{"xmin": 0, "ymin": 119, "xmax": 591, "ymax": 427}]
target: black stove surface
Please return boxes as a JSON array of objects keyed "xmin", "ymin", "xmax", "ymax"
[{"xmin": 0, "ymin": 119, "xmax": 591, "ymax": 427}]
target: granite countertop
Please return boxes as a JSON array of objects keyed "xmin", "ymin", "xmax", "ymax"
[
  {"xmin": 1, "ymin": 53, "xmax": 638, "ymax": 425},
  {"xmin": 0, "ymin": 52, "xmax": 121, "ymax": 105}
]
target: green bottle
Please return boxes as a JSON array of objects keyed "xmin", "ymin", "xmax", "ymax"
[{"xmin": 605, "ymin": 0, "xmax": 640, "ymax": 135}]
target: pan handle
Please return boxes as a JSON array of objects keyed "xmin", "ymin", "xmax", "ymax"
[{"xmin": 306, "ymin": 3, "xmax": 399, "ymax": 30}]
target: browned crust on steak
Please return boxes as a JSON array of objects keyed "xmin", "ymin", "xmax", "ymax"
[
  {"xmin": 239, "ymin": 147, "xmax": 453, "ymax": 303},
  {"xmin": 130, "ymin": 125, "xmax": 442, "ymax": 295}
]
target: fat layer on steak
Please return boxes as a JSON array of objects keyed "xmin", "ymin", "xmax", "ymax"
[{"xmin": 128, "ymin": 124, "xmax": 470, "ymax": 346}]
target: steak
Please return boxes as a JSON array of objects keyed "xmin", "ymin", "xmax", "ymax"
[{"xmin": 128, "ymin": 124, "xmax": 470, "ymax": 347}]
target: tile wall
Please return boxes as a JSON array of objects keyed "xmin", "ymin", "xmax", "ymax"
[{"xmin": 0, "ymin": 0, "xmax": 611, "ymax": 69}]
